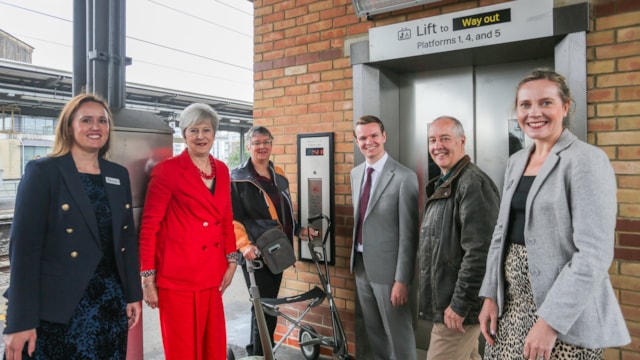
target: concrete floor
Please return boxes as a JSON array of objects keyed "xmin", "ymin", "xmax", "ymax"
[
  {"xmin": 0, "ymin": 261, "xmax": 313, "ymax": 359},
  {"xmin": 141, "ymin": 266, "xmax": 314, "ymax": 360}
]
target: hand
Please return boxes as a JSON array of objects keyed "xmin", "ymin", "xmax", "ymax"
[
  {"xmin": 390, "ymin": 281, "xmax": 408, "ymax": 307},
  {"xmin": 4, "ymin": 328, "xmax": 36, "ymax": 360},
  {"xmin": 142, "ymin": 277, "xmax": 159, "ymax": 309},
  {"xmin": 127, "ymin": 302, "xmax": 142, "ymax": 329},
  {"xmin": 523, "ymin": 318, "xmax": 557, "ymax": 360},
  {"xmin": 299, "ymin": 227, "xmax": 319, "ymax": 239},
  {"xmin": 242, "ymin": 245, "xmax": 260, "ymax": 261},
  {"xmin": 219, "ymin": 263, "xmax": 236, "ymax": 294},
  {"xmin": 479, "ymin": 298, "xmax": 499, "ymax": 346},
  {"xmin": 444, "ymin": 306, "xmax": 466, "ymax": 333}
]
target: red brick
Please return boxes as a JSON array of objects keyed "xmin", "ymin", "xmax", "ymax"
[
  {"xmin": 618, "ymin": 219, "xmax": 640, "ymax": 232},
  {"xmin": 588, "ymin": 118, "xmax": 616, "ymax": 131},
  {"xmin": 297, "ymin": 73, "xmax": 321, "ymax": 84},
  {"xmin": 621, "ymin": 86, "xmax": 640, "ymax": 101},
  {"xmin": 615, "ymin": 248, "xmax": 640, "ymax": 261},
  {"xmin": 254, "ymin": 60, "xmax": 274, "ymax": 72},
  {"xmin": 263, "ymin": 31, "xmax": 285, "ymax": 42},
  {"xmin": 320, "ymin": 7, "xmax": 347, "ymax": 20},
  {"xmin": 284, "ymin": 44, "xmax": 309, "ymax": 57},
  {"xmin": 308, "ymin": 19, "xmax": 333, "ymax": 33},
  {"xmin": 588, "ymin": 30, "xmax": 616, "ymax": 46},
  {"xmin": 273, "ymin": 18, "xmax": 296, "ymax": 31},
  {"xmin": 297, "ymin": 13, "xmax": 320, "ymax": 26},
  {"xmin": 619, "ymin": 26, "xmax": 640, "ymax": 42},
  {"xmin": 284, "ymin": 105, "xmax": 307, "ymax": 116},
  {"xmin": 589, "ymin": 88, "xmax": 616, "ymax": 102},
  {"xmin": 307, "ymin": 61, "xmax": 333, "ymax": 74},
  {"xmin": 274, "ymin": 76, "xmax": 296, "ymax": 87},
  {"xmin": 309, "ymin": 82, "xmax": 333, "ymax": 93},
  {"xmin": 596, "ymin": 11, "xmax": 640, "ymax": 30},
  {"xmin": 620, "ymin": 233, "xmax": 640, "ymax": 247},
  {"xmin": 297, "ymin": 93, "xmax": 322, "ymax": 104},
  {"xmin": 619, "ymin": 56, "xmax": 640, "ymax": 71},
  {"xmin": 619, "ymin": 175, "xmax": 640, "ymax": 189},
  {"xmin": 595, "ymin": 42, "xmax": 640, "ymax": 59},
  {"xmin": 285, "ymin": 84, "xmax": 308, "ymax": 96},
  {"xmin": 284, "ymin": 25, "xmax": 308, "ymax": 39},
  {"xmin": 284, "ymin": 6, "xmax": 307, "ymax": 19},
  {"xmin": 308, "ymin": 102, "xmax": 333, "ymax": 113},
  {"xmin": 620, "ymin": 146, "xmax": 640, "ymax": 159},
  {"xmin": 263, "ymin": 49, "xmax": 285, "ymax": 61},
  {"xmin": 295, "ymin": 33, "xmax": 320, "ymax": 45},
  {"xmin": 274, "ymin": 37, "xmax": 297, "ymax": 50},
  {"xmin": 309, "ymin": 40, "xmax": 331, "ymax": 52},
  {"xmin": 273, "ymin": 56, "xmax": 297, "ymax": 69},
  {"xmin": 296, "ymin": 52, "xmax": 321, "ymax": 65},
  {"xmin": 264, "ymin": 11, "xmax": 285, "ymax": 24}
]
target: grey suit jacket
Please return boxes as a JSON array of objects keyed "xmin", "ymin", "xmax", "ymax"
[
  {"xmin": 349, "ymin": 155, "xmax": 419, "ymax": 285},
  {"xmin": 479, "ymin": 130, "xmax": 630, "ymax": 348}
]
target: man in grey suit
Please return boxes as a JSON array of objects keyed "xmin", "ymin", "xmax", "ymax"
[{"xmin": 350, "ymin": 115, "xmax": 418, "ymax": 360}]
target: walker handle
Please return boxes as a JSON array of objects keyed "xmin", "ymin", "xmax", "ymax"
[{"xmin": 308, "ymin": 213, "xmax": 326, "ymax": 224}]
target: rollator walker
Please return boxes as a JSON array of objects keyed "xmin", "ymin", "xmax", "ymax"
[{"xmin": 227, "ymin": 214, "xmax": 351, "ymax": 360}]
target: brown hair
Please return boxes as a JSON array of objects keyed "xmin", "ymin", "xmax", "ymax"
[
  {"xmin": 353, "ymin": 115, "xmax": 385, "ymax": 138},
  {"xmin": 50, "ymin": 93, "xmax": 114, "ymax": 158}
]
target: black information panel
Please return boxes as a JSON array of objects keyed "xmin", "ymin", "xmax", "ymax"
[{"xmin": 297, "ymin": 133, "xmax": 335, "ymax": 264}]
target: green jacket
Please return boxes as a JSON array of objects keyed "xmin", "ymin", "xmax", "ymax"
[{"xmin": 418, "ymin": 155, "xmax": 499, "ymax": 324}]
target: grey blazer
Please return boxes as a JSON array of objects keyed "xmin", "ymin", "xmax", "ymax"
[
  {"xmin": 479, "ymin": 130, "xmax": 630, "ymax": 348},
  {"xmin": 349, "ymin": 156, "xmax": 419, "ymax": 285}
]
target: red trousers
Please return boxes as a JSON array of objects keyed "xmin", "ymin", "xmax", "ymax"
[{"xmin": 158, "ymin": 286, "xmax": 226, "ymax": 360}]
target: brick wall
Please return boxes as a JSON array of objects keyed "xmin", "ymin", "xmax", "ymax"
[
  {"xmin": 253, "ymin": 0, "xmax": 364, "ymax": 355},
  {"xmin": 252, "ymin": 0, "xmax": 640, "ymax": 358},
  {"xmin": 588, "ymin": 1, "xmax": 640, "ymax": 358}
]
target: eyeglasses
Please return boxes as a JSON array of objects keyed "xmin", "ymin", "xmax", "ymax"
[{"xmin": 250, "ymin": 140, "xmax": 273, "ymax": 147}]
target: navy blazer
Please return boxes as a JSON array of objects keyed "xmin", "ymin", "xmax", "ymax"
[{"xmin": 4, "ymin": 153, "xmax": 142, "ymax": 333}]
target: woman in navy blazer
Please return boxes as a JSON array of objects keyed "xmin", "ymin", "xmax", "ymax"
[
  {"xmin": 478, "ymin": 70, "xmax": 630, "ymax": 360},
  {"xmin": 139, "ymin": 103, "xmax": 237, "ymax": 360},
  {"xmin": 3, "ymin": 94, "xmax": 142, "ymax": 359}
]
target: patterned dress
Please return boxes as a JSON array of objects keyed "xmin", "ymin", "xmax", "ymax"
[
  {"xmin": 483, "ymin": 244, "xmax": 604, "ymax": 360},
  {"xmin": 26, "ymin": 173, "xmax": 128, "ymax": 359}
]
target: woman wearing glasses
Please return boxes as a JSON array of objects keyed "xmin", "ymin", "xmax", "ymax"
[
  {"xmin": 139, "ymin": 103, "xmax": 237, "ymax": 359},
  {"xmin": 230, "ymin": 126, "xmax": 313, "ymax": 356}
]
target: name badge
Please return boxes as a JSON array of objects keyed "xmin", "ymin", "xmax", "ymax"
[{"xmin": 105, "ymin": 176, "xmax": 121, "ymax": 185}]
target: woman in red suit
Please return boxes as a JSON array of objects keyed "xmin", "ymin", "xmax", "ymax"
[{"xmin": 139, "ymin": 103, "xmax": 238, "ymax": 360}]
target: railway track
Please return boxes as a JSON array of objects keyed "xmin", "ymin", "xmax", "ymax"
[{"xmin": 0, "ymin": 254, "xmax": 8, "ymax": 273}]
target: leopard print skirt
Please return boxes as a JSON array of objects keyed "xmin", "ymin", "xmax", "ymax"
[{"xmin": 483, "ymin": 243, "xmax": 603, "ymax": 360}]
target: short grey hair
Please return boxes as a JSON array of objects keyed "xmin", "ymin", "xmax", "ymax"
[
  {"xmin": 179, "ymin": 103, "xmax": 220, "ymax": 138},
  {"xmin": 431, "ymin": 115, "xmax": 465, "ymax": 138},
  {"xmin": 245, "ymin": 126, "xmax": 273, "ymax": 141}
]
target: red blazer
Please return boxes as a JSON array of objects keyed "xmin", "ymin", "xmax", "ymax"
[{"xmin": 139, "ymin": 150, "xmax": 235, "ymax": 290}]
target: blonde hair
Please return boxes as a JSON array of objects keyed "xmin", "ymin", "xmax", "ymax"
[{"xmin": 50, "ymin": 93, "xmax": 114, "ymax": 158}]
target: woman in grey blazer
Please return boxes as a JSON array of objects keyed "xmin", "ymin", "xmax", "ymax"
[{"xmin": 478, "ymin": 69, "xmax": 630, "ymax": 360}]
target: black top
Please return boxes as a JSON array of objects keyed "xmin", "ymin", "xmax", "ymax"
[
  {"xmin": 506, "ymin": 176, "xmax": 535, "ymax": 246},
  {"xmin": 251, "ymin": 165, "xmax": 294, "ymax": 241}
]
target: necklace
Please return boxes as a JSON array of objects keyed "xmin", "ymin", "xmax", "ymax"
[{"xmin": 196, "ymin": 155, "xmax": 216, "ymax": 179}]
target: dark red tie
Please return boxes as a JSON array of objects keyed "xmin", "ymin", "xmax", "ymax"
[{"xmin": 356, "ymin": 167, "xmax": 374, "ymax": 245}]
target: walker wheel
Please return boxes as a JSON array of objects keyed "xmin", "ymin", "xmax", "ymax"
[{"xmin": 299, "ymin": 325, "xmax": 321, "ymax": 360}]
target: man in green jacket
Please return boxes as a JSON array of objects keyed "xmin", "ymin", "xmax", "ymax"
[{"xmin": 419, "ymin": 116, "xmax": 500, "ymax": 360}]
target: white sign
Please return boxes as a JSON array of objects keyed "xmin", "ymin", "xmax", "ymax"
[{"xmin": 369, "ymin": 0, "xmax": 553, "ymax": 62}]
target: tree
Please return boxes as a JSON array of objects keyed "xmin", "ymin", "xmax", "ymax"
[{"xmin": 226, "ymin": 145, "xmax": 248, "ymax": 168}]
